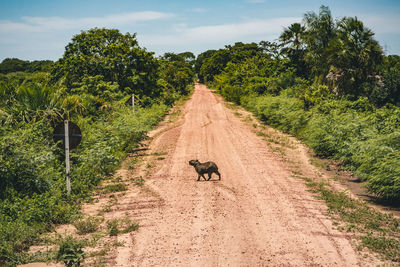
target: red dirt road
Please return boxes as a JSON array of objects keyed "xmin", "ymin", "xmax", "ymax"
[{"xmin": 112, "ymin": 84, "xmax": 378, "ymax": 266}]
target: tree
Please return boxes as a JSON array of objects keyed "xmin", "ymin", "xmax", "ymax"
[
  {"xmin": 52, "ymin": 28, "xmax": 160, "ymax": 100},
  {"xmin": 259, "ymin": 41, "xmax": 281, "ymax": 59},
  {"xmin": 375, "ymin": 55, "xmax": 400, "ymax": 106},
  {"xmin": 279, "ymin": 23, "xmax": 309, "ymax": 78},
  {"xmin": 195, "ymin": 50, "xmax": 216, "ymax": 82},
  {"xmin": 158, "ymin": 52, "xmax": 195, "ymax": 102},
  {"xmin": 0, "ymin": 58, "xmax": 29, "ymax": 74},
  {"xmin": 303, "ymin": 6, "xmax": 336, "ymax": 79},
  {"xmin": 326, "ymin": 17, "xmax": 383, "ymax": 97},
  {"xmin": 199, "ymin": 49, "xmax": 231, "ymax": 83},
  {"xmin": 279, "ymin": 23, "xmax": 305, "ymax": 51}
]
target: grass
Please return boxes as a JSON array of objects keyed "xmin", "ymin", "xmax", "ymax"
[
  {"xmin": 225, "ymin": 102, "xmax": 239, "ymax": 110},
  {"xmin": 255, "ymin": 131, "xmax": 270, "ymax": 138},
  {"xmin": 309, "ymin": 158, "xmax": 331, "ymax": 171},
  {"xmin": 98, "ymin": 198, "xmax": 117, "ymax": 214},
  {"xmin": 302, "ymin": 176, "xmax": 400, "ymax": 262},
  {"xmin": 73, "ymin": 216, "xmax": 104, "ymax": 235},
  {"xmin": 106, "ymin": 220, "xmax": 119, "ymax": 237},
  {"xmin": 134, "ymin": 177, "xmax": 145, "ymax": 186},
  {"xmin": 168, "ymin": 109, "xmax": 182, "ymax": 122},
  {"xmin": 106, "ymin": 218, "xmax": 139, "ymax": 236},
  {"xmin": 127, "ymin": 157, "xmax": 139, "ymax": 170},
  {"xmin": 102, "ymin": 183, "xmax": 127, "ymax": 194},
  {"xmin": 153, "ymin": 151, "xmax": 168, "ymax": 156},
  {"xmin": 233, "ymin": 111, "xmax": 242, "ymax": 117},
  {"xmin": 146, "ymin": 162, "xmax": 155, "ymax": 169}
]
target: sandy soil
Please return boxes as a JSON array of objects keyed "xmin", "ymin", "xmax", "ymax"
[{"xmin": 96, "ymin": 83, "xmax": 383, "ymax": 267}]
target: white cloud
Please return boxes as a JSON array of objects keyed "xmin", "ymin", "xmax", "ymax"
[
  {"xmin": 141, "ymin": 17, "xmax": 300, "ymax": 46},
  {"xmin": 359, "ymin": 14, "xmax": 400, "ymax": 34},
  {"xmin": 0, "ymin": 11, "xmax": 174, "ymax": 33},
  {"xmin": 246, "ymin": 0, "xmax": 266, "ymax": 3},
  {"xmin": 192, "ymin": 8, "xmax": 207, "ymax": 13}
]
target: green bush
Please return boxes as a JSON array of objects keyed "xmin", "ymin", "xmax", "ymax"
[
  {"xmin": 366, "ymin": 151, "xmax": 400, "ymax": 200},
  {"xmin": 242, "ymin": 94, "xmax": 309, "ymax": 135},
  {"xmin": 106, "ymin": 219, "xmax": 119, "ymax": 236},
  {"xmin": 56, "ymin": 236, "xmax": 85, "ymax": 267},
  {"xmin": 73, "ymin": 216, "xmax": 103, "ymax": 235}
]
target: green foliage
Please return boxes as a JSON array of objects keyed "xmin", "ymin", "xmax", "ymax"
[
  {"xmin": 158, "ymin": 52, "xmax": 195, "ymax": 105},
  {"xmin": 0, "ymin": 219, "xmax": 43, "ymax": 265},
  {"xmin": 0, "ymin": 120, "xmax": 62, "ymax": 198},
  {"xmin": 376, "ymin": 55, "xmax": 400, "ymax": 106},
  {"xmin": 102, "ymin": 183, "xmax": 127, "ymax": 194},
  {"xmin": 242, "ymin": 94, "xmax": 309, "ymax": 135},
  {"xmin": 106, "ymin": 219, "xmax": 120, "ymax": 236},
  {"xmin": 0, "ymin": 58, "xmax": 53, "ymax": 74},
  {"xmin": 52, "ymin": 28, "xmax": 160, "ymax": 102},
  {"xmin": 73, "ymin": 216, "xmax": 103, "ymax": 235},
  {"xmin": 361, "ymin": 236, "xmax": 400, "ymax": 261},
  {"xmin": 0, "ymin": 58, "xmax": 29, "ymax": 74},
  {"xmin": 327, "ymin": 17, "xmax": 383, "ymax": 97},
  {"xmin": 366, "ymin": 151, "xmax": 400, "ymax": 200},
  {"xmin": 56, "ymin": 236, "xmax": 85, "ymax": 267},
  {"xmin": 106, "ymin": 218, "xmax": 139, "ymax": 236}
]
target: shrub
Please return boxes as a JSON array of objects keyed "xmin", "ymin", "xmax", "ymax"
[
  {"xmin": 56, "ymin": 236, "xmax": 85, "ymax": 267},
  {"xmin": 366, "ymin": 151, "xmax": 400, "ymax": 200},
  {"xmin": 106, "ymin": 219, "xmax": 119, "ymax": 236},
  {"xmin": 73, "ymin": 216, "xmax": 103, "ymax": 235}
]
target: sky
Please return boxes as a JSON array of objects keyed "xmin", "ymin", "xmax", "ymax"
[{"xmin": 0, "ymin": 0, "xmax": 399, "ymax": 61}]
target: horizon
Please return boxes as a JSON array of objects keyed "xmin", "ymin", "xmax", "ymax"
[{"xmin": 1, "ymin": 0, "xmax": 399, "ymax": 61}]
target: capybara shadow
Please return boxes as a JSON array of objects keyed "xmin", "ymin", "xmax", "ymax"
[{"xmin": 189, "ymin": 159, "xmax": 221, "ymax": 181}]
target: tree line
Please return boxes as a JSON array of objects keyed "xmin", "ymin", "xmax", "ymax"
[{"xmin": 197, "ymin": 6, "xmax": 399, "ymax": 107}]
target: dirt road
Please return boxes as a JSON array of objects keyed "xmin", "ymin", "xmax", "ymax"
[{"xmin": 109, "ymin": 84, "xmax": 378, "ymax": 266}]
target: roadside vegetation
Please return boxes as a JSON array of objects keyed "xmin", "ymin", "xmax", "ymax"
[
  {"xmin": 0, "ymin": 28, "xmax": 194, "ymax": 266},
  {"xmin": 196, "ymin": 6, "xmax": 400, "ymax": 203}
]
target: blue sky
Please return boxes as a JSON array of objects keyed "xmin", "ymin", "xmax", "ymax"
[{"xmin": 0, "ymin": 0, "xmax": 399, "ymax": 61}]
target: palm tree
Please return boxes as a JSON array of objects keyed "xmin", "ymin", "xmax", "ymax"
[
  {"xmin": 279, "ymin": 23, "xmax": 309, "ymax": 78},
  {"xmin": 303, "ymin": 5, "xmax": 336, "ymax": 79},
  {"xmin": 327, "ymin": 17, "xmax": 383, "ymax": 96},
  {"xmin": 279, "ymin": 23, "xmax": 306, "ymax": 51}
]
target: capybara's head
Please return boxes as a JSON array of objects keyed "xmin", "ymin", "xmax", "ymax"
[{"xmin": 189, "ymin": 159, "xmax": 199, "ymax": 166}]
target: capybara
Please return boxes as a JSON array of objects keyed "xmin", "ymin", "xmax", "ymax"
[{"xmin": 189, "ymin": 159, "xmax": 221, "ymax": 181}]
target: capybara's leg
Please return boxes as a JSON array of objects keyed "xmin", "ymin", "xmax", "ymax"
[
  {"xmin": 215, "ymin": 170, "xmax": 221, "ymax": 180},
  {"xmin": 207, "ymin": 172, "xmax": 212, "ymax": 181}
]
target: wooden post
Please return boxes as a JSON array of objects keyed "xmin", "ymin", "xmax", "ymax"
[
  {"xmin": 64, "ymin": 120, "xmax": 71, "ymax": 195},
  {"xmin": 132, "ymin": 94, "xmax": 135, "ymax": 113}
]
